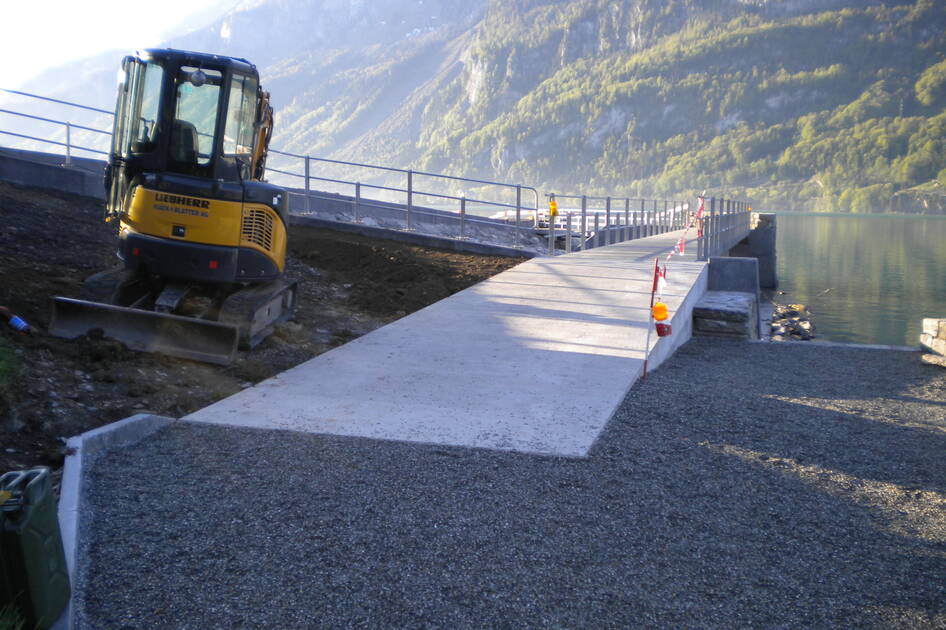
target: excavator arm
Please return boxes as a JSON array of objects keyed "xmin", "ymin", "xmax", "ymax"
[{"xmin": 251, "ymin": 89, "xmax": 273, "ymax": 182}]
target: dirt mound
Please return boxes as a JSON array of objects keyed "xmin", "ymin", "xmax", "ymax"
[{"xmin": 0, "ymin": 181, "xmax": 524, "ymax": 476}]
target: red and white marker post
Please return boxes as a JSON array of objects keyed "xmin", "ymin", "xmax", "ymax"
[{"xmin": 642, "ymin": 257, "xmax": 660, "ymax": 380}]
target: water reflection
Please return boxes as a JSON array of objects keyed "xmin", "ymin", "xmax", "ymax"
[{"xmin": 776, "ymin": 213, "xmax": 946, "ymax": 346}]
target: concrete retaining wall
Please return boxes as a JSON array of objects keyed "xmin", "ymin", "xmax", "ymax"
[
  {"xmin": 0, "ymin": 149, "xmax": 105, "ymax": 200},
  {"xmin": 288, "ymin": 189, "xmax": 545, "ymax": 253},
  {"xmin": 729, "ymin": 213, "xmax": 777, "ymax": 288},
  {"xmin": 291, "ymin": 215, "xmax": 535, "ymax": 258}
]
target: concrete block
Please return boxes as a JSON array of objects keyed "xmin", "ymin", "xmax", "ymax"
[
  {"xmin": 693, "ymin": 290, "xmax": 758, "ymax": 340},
  {"xmin": 707, "ymin": 257, "xmax": 760, "ymax": 298},
  {"xmin": 923, "ymin": 318, "xmax": 946, "ymax": 340},
  {"xmin": 693, "ymin": 291, "xmax": 754, "ymax": 322},
  {"xmin": 695, "ymin": 319, "xmax": 749, "ymax": 335},
  {"xmin": 749, "ymin": 213, "xmax": 777, "ymax": 288},
  {"xmin": 920, "ymin": 334, "xmax": 946, "ymax": 356},
  {"xmin": 921, "ymin": 353, "xmax": 946, "ymax": 368},
  {"xmin": 922, "ymin": 318, "xmax": 940, "ymax": 337}
]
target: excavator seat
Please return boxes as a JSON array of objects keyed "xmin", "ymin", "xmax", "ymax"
[{"xmin": 170, "ymin": 120, "xmax": 198, "ymax": 165}]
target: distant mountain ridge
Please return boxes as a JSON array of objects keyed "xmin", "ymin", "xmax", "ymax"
[{"xmin": 6, "ymin": 0, "xmax": 946, "ymax": 213}]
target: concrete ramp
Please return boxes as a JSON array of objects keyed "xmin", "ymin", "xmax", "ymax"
[{"xmin": 185, "ymin": 230, "xmax": 707, "ymax": 456}]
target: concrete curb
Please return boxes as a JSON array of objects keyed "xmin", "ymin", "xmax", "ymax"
[
  {"xmin": 749, "ymin": 339, "xmax": 918, "ymax": 351},
  {"xmin": 648, "ymin": 264, "xmax": 709, "ymax": 371},
  {"xmin": 52, "ymin": 414, "xmax": 176, "ymax": 630},
  {"xmin": 562, "ymin": 263, "xmax": 708, "ymax": 456}
]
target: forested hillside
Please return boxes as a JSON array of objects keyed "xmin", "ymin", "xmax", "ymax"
[
  {"xmin": 9, "ymin": 0, "xmax": 946, "ymax": 213},
  {"xmin": 381, "ymin": 0, "xmax": 946, "ymax": 213}
]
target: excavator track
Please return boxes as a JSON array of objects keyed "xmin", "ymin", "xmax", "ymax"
[{"xmin": 219, "ymin": 279, "xmax": 297, "ymax": 349}]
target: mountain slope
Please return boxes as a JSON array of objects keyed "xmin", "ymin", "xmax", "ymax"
[
  {"xmin": 5, "ymin": 0, "xmax": 945, "ymax": 213},
  {"xmin": 356, "ymin": 0, "xmax": 946, "ymax": 212}
]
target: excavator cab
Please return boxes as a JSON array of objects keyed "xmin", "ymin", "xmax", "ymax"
[{"xmin": 50, "ymin": 49, "xmax": 296, "ymax": 364}]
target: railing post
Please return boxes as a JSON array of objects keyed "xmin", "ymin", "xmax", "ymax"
[
  {"xmin": 406, "ymin": 169, "xmax": 413, "ymax": 231},
  {"xmin": 663, "ymin": 199, "xmax": 668, "ymax": 234},
  {"xmin": 580, "ymin": 195, "xmax": 587, "ymax": 251},
  {"xmin": 304, "ymin": 156, "xmax": 311, "ymax": 213},
  {"xmin": 651, "ymin": 199, "xmax": 658, "ymax": 237},
  {"xmin": 639, "ymin": 198, "xmax": 645, "ymax": 239},
  {"xmin": 710, "ymin": 197, "xmax": 717, "ymax": 257},
  {"xmin": 594, "ymin": 212, "xmax": 600, "ymax": 248},
  {"xmin": 533, "ymin": 189, "xmax": 540, "ymax": 228},
  {"xmin": 460, "ymin": 195, "xmax": 466, "ymax": 240},
  {"xmin": 548, "ymin": 196, "xmax": 556, "ymax": 257},
  {"xmin": 515, "ymin": 184, "xmax": 522, "ymax": 249},
  {"xmin": 65, "ymin": 122, "xmax": 72, "ymax": 166},
  {"xmin": 624, "ymin": 198, "xmax": 630, "ymax": 242},
  {"xmin": 565, "ymin": 212, "xmax": 573, "ymax": 253},
  {"xmin": 696, "ymin": 197, "xmax": 702, "ymax": 260},
  {"xmin": 605, "ymin": 196, "xmax": 612, "ymax": 245},
  {"xmin": 354, "ymin": 181, "xmax": 361, "ymax": 222},
  {"xmin": 696, "ymin": 197, "xmax": 703, "ymax": 260}
]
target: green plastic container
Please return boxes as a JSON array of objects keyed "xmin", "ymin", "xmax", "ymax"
[
  {"xmin": 1, "ymin": 468, "xmax": 70, "ymax": 629},
  {"xmin": 0, "ymin": 506, "xmax": 15, "ymax": 610}
]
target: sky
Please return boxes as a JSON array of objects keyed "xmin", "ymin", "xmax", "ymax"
[{"xmin": 0, "ymin": 0, "xmax": 236, "ymax": 89}]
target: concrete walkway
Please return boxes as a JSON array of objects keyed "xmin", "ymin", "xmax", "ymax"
[{"xmin": 186, "ymin": 229, "xmax": 706, "ymax": 456}]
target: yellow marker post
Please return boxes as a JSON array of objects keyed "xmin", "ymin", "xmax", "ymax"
[{"xmin": 547, "ymin": 196, "xmax": 558, "ymax": 256}]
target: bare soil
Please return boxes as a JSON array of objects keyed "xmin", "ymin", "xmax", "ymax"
[{"xmin": 0, "ymin": 182, "xmax": 523, "ymax": 476}]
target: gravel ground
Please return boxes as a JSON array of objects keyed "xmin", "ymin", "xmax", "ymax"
[{"xmin": 76, "ymin": 338, "xmax": 946, "ymax": 629}]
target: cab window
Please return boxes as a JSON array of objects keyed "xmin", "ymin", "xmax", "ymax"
[
  {"xmin": 224, "ymin": 74, "xmax": 258, "ymax": 157},
  {"xmin": 114, "ymin": 59, "xmax": 164, "ymax": 157},
  {"xmin": 170, "ymin": 66, "xmax": 222, "ymax": 170}
]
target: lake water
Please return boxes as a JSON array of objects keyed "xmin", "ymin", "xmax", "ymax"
[{"xmin": 775, "ymin": 213, "xmax": 946, "ymax": 347}]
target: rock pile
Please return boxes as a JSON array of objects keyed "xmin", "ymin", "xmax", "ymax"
[
  {"xmin": 920, "ymin": 318, "xmax": 946, "ymax": 368},
  {"xmin": 770, "ymin": 303, "xmax": 815, "ymax": 341}
]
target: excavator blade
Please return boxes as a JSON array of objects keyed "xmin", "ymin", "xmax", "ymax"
[{"xmin": 49, "ymin": 297, "xmax": 239, "ymax": 365}]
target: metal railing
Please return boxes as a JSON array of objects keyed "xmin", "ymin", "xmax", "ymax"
[
  {"xmin": 0, "ymin": 88, "xmax": 541, "ymax": 250},
  {"xmin": 543, "ymin": 193, "xmax": 751, "ymax": 259},
  {"xmin": 0, "ymin": 89, "xmax": 113, "ymax": 163},
  {"xmin": 695, "ymin": 197, "xmax": 752, "ymax": 261},
  {"xmin": 545, "ymin": 194, "xmax": 692, "ymax": 255},
  {"xmin": 0, "ymin": 88, "xmax": 754, "ymax": 257},
  {"xmin": 265, "ymin": 148, "xmax": 541, "ymax": 249}
]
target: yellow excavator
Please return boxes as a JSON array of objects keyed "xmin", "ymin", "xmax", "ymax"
[{"xmin": 49, "ymin": 49, "xmax": 296, "ymax": 364}]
